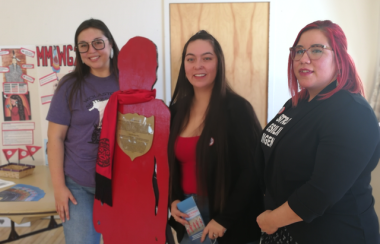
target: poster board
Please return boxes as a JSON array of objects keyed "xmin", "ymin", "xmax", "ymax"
[{"xmin": 0, "ymin": 45, "xmax": 75, "ymax": 165}]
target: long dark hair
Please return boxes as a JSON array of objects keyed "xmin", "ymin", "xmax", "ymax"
[
  {"xmin": 10, "ymin": 95, "xmax": 26, "ymax": 120},
  {"xmin": 56, "ymin": 18, "xmax": 119, "ymax": 110},
  {"xmin": 168, "ymin": 30, "xmax": 233, "ymax": 212}
]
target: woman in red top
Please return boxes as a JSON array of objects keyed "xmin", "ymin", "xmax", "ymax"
[
  {"xmin": 6, "ymin": 95, "xmax": 29, "ymax": 121},
  {"xmin": 168, "ymin": 30, "xmax": 263, "ymax": 244}
]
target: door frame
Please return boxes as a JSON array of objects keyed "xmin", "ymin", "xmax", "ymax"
[{"xmin": 163, "ymin": 0, "xmax": 279, "ymax": 123}]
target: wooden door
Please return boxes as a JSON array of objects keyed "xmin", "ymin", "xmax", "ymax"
[{"xmin": 170, "ymin": 2, "xmax": 269, "ymax": 126}]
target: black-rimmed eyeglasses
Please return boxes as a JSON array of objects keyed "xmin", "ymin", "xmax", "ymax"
[
  {"xmin": 289, "ymin": 44, "xmax": 333, "ymax": 61},
  {"xmin": 76, "ymin": 39, "xmax": 108, "ymax": 53}
]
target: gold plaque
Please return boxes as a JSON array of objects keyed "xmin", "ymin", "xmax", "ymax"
[{"xmin": 116, "ymin": 112, "xmax": 154, "ymax": 161}]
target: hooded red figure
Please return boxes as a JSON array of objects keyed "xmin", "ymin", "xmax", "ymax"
[{"xmin": 93, "ymin": 37, "xmax": 170, "ymax": 244}]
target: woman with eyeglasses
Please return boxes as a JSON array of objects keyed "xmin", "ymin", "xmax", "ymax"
[
  {"xmin": 47, "ymin": 18, "xmax": 119, "ymax": 244},
  {"xmin": 256, "ymin": 20, "xmax": 380, "ymax": 244},
  {"xmin": 168, "ymin": 30, "xmax": 263, "ymax": 244}
]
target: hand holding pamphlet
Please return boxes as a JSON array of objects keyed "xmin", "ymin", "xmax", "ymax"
[{"xmin": 177, "ymin": 196, "xmax": 213, "ymax": 244}]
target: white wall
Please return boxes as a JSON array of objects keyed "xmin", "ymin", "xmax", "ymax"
[{"xmin": 1, "ymin": 0, "xmax": 380, "ymax": 226}]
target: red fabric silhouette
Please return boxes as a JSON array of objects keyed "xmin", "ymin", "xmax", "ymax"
[{"xmin": 93, "ymin": 37, "xmax": 170, "ymax": 244}]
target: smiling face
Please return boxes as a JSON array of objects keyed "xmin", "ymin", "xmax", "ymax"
[
  {"xmin": 77, "ymin": 28, "xmax": 112, "ymax": 77},
  {"xmin": 293, "ymin": 29, "xmax": 338, "ymax": 100},
  {"xmin": 184, "ymin": 39, "xmax": 218, "ymax": 92}
]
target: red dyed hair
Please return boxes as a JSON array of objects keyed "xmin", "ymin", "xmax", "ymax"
[{"xmin": 288, "ymin": 20, "xmax": 365, "ymax": 106}]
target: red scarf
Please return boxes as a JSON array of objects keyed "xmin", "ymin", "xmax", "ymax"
[{"xmin": 95, "ymin": 89, "xmax": 156, "ymax": 206}]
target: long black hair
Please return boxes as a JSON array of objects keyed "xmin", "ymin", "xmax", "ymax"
[
  {"xmin": 56, "ymin": 18, "xmax": 119, "ymax": 110},
  {"xmin": 10, "ymin": 95, "xmax": 27, "ymax": 120},
  {"xmin": 168, "ymin": 30, "xmax": 233, "ymax": 212}
]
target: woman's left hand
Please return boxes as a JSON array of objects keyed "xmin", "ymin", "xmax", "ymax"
[
  {"xmin": 201, "ymin": 219, "xmax": 226, "ymax": 242},
  {"xmin": 257, "ymin": 210, "xmax": 278, "ymax": 234}
]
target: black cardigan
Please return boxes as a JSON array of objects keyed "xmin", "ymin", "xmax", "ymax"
[
  {"xmin": 258, "ymin": 82, "xmax": 380, "ymax": 244},
  {"xmin": 169, "ymin": 92, "xmax": 264, "ymax": 244}
]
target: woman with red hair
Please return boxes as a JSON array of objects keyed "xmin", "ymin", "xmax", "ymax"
[{"xmin": 256, "ymin": 20, "xmax": 380, "ymax": 244}]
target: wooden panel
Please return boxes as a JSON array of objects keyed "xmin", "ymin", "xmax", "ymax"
[{"xmin": 170, "ymin": 3, "xmax": 269, "ymax": 126}]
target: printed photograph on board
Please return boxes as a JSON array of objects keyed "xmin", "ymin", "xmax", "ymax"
[
  {"xmin": 3, "ymin": 92, "xmax": 31, "ymax": 121},
  {"xmin": 1, "ymin": 49, "xmax": 27, "ymax": 83}
]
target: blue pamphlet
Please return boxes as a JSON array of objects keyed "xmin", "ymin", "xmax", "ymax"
[{"xmin": 177, "ymin": 196, "xmax": 212, "ymax": 244}]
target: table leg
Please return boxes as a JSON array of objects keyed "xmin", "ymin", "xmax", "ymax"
[
  {"xmin": 7, "ymin": 221, "xmax": 19, "ymax": 241},
  {"xmin": 47, "ymin": 216, "xmax": 59, "ymax": 228}
]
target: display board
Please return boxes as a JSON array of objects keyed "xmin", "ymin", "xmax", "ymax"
[{"xmin": 0, "ymin": 45, "xmax": 75, "ymax": 165}]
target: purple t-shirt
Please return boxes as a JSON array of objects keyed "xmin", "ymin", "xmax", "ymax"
[{"xmin": 47, "ymin": 73, "xmax": 119, "ymax": 187}]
